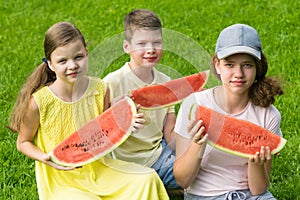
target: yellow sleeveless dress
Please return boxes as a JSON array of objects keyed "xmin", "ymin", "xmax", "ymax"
[{"xmin": 32, "ymin": 77, "xmax": 169, "ymax": 200}]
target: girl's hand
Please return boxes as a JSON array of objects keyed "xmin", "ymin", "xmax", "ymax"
[
  {"xmin": 187, "ymin": 119, "xmax": 208, "ymax": 159},
  {"xmin": 188, "ymin": 119, "xmax": 207, "ymax": 145},
  {"xmin": 248, "ymin": 146, "xmax": 272, "ymax": 166},
  {"xmin": 131, "ymin": 112, "xmax": 145, "ymax": 133},
  {"xmin": 42, "ymin": 154, "xmax": 77, "ymax": 171}
]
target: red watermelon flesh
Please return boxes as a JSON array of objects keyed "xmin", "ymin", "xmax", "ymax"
[
  {"xmin": 49, "ymin": 97, "xmax": 136, "ymax": 167},
  {"xmin": 190, "ymin": 105, "xmax": 286, "ymax": 158},
  {"xmin": 131, "ymin": 70, "xmax": 209, "ymax": 109}
]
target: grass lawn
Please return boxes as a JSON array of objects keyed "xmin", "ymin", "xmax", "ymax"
[{"xmin": 1, "ymin": 0, "xmax": 299, "ymax": 199}]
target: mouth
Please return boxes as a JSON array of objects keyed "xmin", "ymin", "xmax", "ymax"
[
  {"xmin": 66, "ymin": 72, "xmax": 80, "ymax": 77},
  {"xmin": 230, "ymin": 80, "xmax": 246, "ymax": 86},
  {"xmin": 143, "ymin": 56, "xmax": 157, "ymax": 62}
]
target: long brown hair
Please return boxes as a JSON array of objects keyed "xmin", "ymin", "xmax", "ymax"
[
  {"xmin": 8, "ymin": 22, "xmax": 86, "ymax": 132},
  {"xmin": 211, "ymin": 53, "xmax": 283, "ymax": 107}
]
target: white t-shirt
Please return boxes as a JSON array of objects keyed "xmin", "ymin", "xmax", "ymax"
[
  {"xmin": 174, "ymin": 87, "xmax": 282, "ymax": 196},
  {"xmin": 103, "ymin": 62, "xmax": 174, "ymax": 167}
]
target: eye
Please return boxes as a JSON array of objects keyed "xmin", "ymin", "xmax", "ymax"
[
  {"xmin": 225, "ymin": 63, "xmax": 233, "ymax": 67},
  {"xmin": 58, "ymin": 59, "xmax": 66, "ymax": 64},
  {"xmin": 153, "ymin": 42, "xmax": 162, "ymax": 48},
  {"xmin": 243, "ymin": 63, "xmax": 254, "ymax": 68},
  {"xmin": 222, "ymin": 60, "xmax": 234, "ymax": 68},
  {"xmin": 75, "ymin": 55, "xmax": 84, "ymax": 60},
  {"xmin": 137, "ymin": 42, "xmax": 146, "ymax": 46}
]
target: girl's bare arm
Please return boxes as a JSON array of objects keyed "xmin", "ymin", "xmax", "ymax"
[
  {"xmin": 173, "ymin": 120, "xmax": 207, "ymax": 188},
  {"xmin": 248, "ymin": 146, "xmax": 272, "ymax": 195},
  {"xmin": 17, "ymin": 97, "xmax": 73, "ymax": 170}
]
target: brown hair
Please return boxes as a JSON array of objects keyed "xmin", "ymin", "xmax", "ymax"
[
  {"xmin": 8, "ymin": 22, "xmax": 86, "ymax": 132},
  {"xmin": 124, "ymin": 9, "xmax": 162, "ymax": 42},
  {"xmin": 211, "ymin": 53, "xmax": 283, "ymax": 107}
]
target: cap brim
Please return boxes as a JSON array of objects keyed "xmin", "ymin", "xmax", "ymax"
[{"xmin": 217, "ymin": 46, "xmax": 261, "ymax": 60}]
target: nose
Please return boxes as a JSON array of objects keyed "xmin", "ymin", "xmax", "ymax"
[
  {"xmin": 234, "ymin": 66, "xmax": 245, "ymax": 77},
  {"xmin": 68, "ymin": 60, "xmax": 79, "ymax": 70},
  {"xmin": 146, "ymin": 44, "xmax": 156, "ymax": 54}
]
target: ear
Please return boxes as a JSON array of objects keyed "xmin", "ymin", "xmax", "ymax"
[
  {"xmin": 47, "ymin": 61, "xmax": 54, "ymax": 71},
  {"xmin": 123, "ymin": 40, "xmax": 130, "ymax": 54},
  {"xmin": 213, "ymin": 58, "xmax": 221, "ymax": 74}
]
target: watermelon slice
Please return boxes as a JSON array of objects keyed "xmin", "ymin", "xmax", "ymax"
[
  {"xmin": 49, "ymin": 97, "xmax": 136, "ymax": 167},
  {"xmin": 189, "ymin": 105, "xmax": 287, "ymax": 158},
  {"xmin": 131, "ymin": 70, "xmax": 209, "ymax": 109}
]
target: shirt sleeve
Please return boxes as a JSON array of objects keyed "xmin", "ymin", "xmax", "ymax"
[{"xmin": 266, "ymin": 105, "xmax": 283, "ymax": 137}]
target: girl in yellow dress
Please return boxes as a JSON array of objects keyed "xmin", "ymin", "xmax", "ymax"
[{"xmin": 8, "ymin": 22, "xmax": 169, "ymax": 200}]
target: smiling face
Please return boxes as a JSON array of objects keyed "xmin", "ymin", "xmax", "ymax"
[
  {"xmin": 215, "ymin": 53, "xmax": 257, "ymax": 96},
  {"xmin": 124, "ymin": 29, "xmax": 162, "ymax": 70},
  {"xmin": 48, "ymin": 39, "xmax": 88, "ymax": 85}
]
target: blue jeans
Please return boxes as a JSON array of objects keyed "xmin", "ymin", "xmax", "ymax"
[
  {"xmin": 151, "ymin": 139, "xmax": 180, "ymax": 189},
  {"xmin": 184, "ymin": 189, "xmax": 276, "ymax": 200}
]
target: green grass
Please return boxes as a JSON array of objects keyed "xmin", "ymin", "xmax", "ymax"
[{"xmin": 1, "ymin": 0, "xmax": 299, "ymax": 199}]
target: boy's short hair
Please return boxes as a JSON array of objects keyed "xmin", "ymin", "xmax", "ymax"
[{"xmin": 124, "ymin": 9, "xmax": 162, "ymax": 42}]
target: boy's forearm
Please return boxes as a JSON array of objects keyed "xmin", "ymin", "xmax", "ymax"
[{"xmin": 162, "ymin": 113, "xmax": 176, "ymax": 150}]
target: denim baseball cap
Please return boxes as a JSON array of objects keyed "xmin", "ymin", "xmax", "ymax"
[{"xmin": 216, "ymin": 24, "xmax": 262, "ymax": 60}]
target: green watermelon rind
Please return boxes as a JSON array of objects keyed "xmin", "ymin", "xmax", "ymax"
[
  {"xmin": 189, "ymin": 103, "xmax": 287, "ymax": 158},
  {"xmin": 207, "ymin": 138, "xmax": 287, "ymax": 158},
  {"xmin": 188, "ymin": 103, "xmax": 197, "ymax": 121},
  {"xmin": 132, "ymin": 70, "xmax": 210, "ymax": 110},
  {"xmin": 49, "ymin": 97, "xmax": 137, "ymax": 167}
]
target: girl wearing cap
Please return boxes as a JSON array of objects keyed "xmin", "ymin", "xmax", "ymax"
[{"xmin": 173, "ymin": 24, "xmax": 283, "ymax": 199}]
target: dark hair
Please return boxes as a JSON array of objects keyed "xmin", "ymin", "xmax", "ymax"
[
  {"xmin": 8, "ymin": 22, "xmax": 86, "ymax": 132},
  {"xmin": 124, "ymin": 9, "xmax": 162, "ymax": 41},
  {"xmin": 211, "ymin": 53, "xmax": 283, "ymax": 107}
]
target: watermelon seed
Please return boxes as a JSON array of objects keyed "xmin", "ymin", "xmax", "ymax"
[{"xmin": 83, "ymin": 147, "xmax": 89, "ymax": 152}]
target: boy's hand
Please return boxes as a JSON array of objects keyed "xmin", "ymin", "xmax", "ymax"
[
  {"xmin": 131, "ymin": 112, "xmax": 145, "ymax": 133},
  {"xmin": 248, "ymin": 146, "xmax": 272, "ymax": 166}
]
